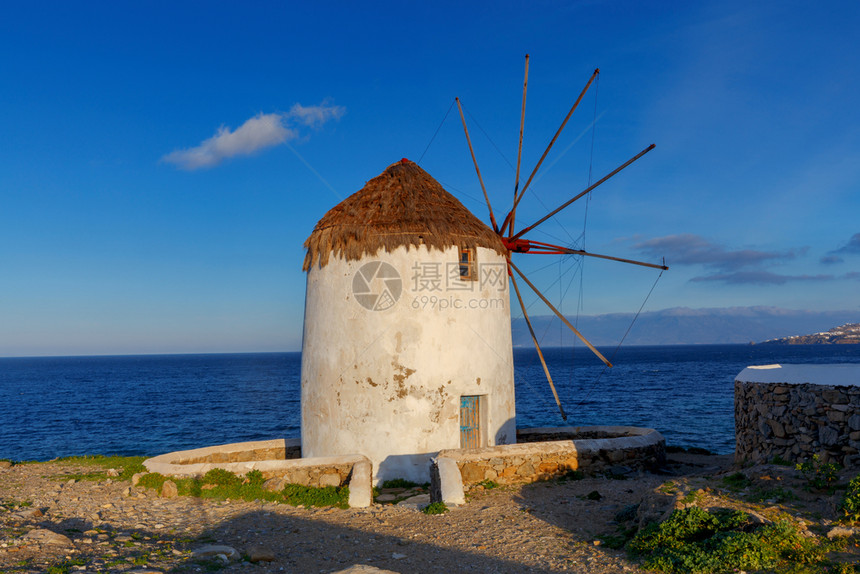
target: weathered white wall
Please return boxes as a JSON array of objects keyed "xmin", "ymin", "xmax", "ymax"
[{"xmin": 301, "ymin": 245, "xmax": 515, "ymax": 484}]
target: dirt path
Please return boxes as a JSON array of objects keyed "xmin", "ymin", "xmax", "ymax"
[{"xmin": 0, "ymin": 454, "xmax": 731, "ymax": 573}]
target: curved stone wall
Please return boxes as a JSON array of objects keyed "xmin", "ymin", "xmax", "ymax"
[
  {"xmin": 431, "ymin": 426, "xmax": 666, "ymax": 504},
  {"xmin": 735, "ymin": 364, "xmax": 860, "ymax": 467}
]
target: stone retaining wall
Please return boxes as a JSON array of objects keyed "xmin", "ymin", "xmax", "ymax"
[
  {"xmin": 736, "ymin": 380, "xmax": 860, "ymax": 468},
  {"xmin": 163, "ymin": 438, "xmax": 302, "ymax": 465},
  {"xmin": 143, "ymin": 439, "xmax": 358, "ymax": 490},
  {"xmin": 431, "ymin": 426, "xmax": 665, "ymax": 504}
]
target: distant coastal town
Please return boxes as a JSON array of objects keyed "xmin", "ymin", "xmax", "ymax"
[{"xmin": 762, "ymin": 322, "xmax": 860, "ymax": 345}]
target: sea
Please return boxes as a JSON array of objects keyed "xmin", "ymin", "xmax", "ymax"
[{"xmin": 1, "ymin": 345, "xmax": 859, "ymax": 462}]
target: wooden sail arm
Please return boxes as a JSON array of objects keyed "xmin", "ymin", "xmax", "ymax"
[
  {"xmin": 511, "ymin": 143, "xmax": 656, "ymax": 241},
  {"xmin": 456, "ymin": 98, "xmax": 499, "ymax": 232},
  {"xmin": 509, "ymin": 260, "xmax": 613, "ymax": 368},
  {"xmin": 509, "ymin": 269, "xmax": 567, "ymax": 420},
  {"xmin": 502, "ymin": 68, "xmax": 600, "ymax": 236},
  {"xmin": 503, "ymin": 238, "xmax": 669, "ymax": 271},
  {"xmin": 511, "ymin": 54, "xmax": 529, "ymax": 236}
]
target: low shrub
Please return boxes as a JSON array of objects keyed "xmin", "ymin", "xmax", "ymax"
[
  {"xmin": 796, "ymin": 454, "xmax": 840, "ymax": 491},
  {"xmin": 422, "ymin": 502, "xmax": 448, "ymax": 515},
  {"xmin": 840, "ymin": 475, "xmax": 860, "ymax": 523},
  {"xmin": 628, "ymin": 507, "xmax": 829, "ymax": 573}
]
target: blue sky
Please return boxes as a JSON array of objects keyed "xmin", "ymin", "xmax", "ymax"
[{"xmin": 1, "ymin": 1, "xmax": 858, "ymax": 356}]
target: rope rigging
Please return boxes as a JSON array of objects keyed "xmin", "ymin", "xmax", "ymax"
[{"xmin": 573, "ymin": 265, "xmax": 665, "ymax": 409}]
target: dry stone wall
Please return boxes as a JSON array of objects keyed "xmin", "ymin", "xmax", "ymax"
[
  {"xmin": 436, "ymin": 426, "xmax": 665, "ymax": 489},
  {"xmin": 735, "ymin": 380, "xmax": 860, "ymax": 468},
  {"xmin": 143, "ymin": 439, "xmax": 357, "ymax": 488}
]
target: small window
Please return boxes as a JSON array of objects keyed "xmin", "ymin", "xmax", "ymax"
[{"xmin": 459, "ymin": 247, "xmax": 476, "ymax": 280}]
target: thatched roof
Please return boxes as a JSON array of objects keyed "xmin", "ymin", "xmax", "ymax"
[{"xmin": 303, "ymin": 159, "xmax": 507, "ymax": 270}]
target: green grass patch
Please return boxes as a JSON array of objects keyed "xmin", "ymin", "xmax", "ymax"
[
  {"xmin": 4, "ymin": 559, "xmax": 33, "ymax": 573},
  {"xmin": 628, "ymin": 506, "xmax": 842, "ymax": 573},
  {"xmin": 658, "ymin": 481, "xmax": 679, "ymax": 495},
  {"xmin": 422, "ymin": 502, "xmax": 448, "ymax": 515},
  {"xmin": 46, "ymin": 455, "xmax": 146, "ymax": 482},
  {"xmin": 680, "ymin": 490, "xmax": 702, "ymax": 504},
  {"xmin": 1, "ymin": 499, "xmax": 32, "ymax": 512},
  {"xmin": 475, "ymin": 479, "xmax": 499, "ymax": 489},
  {"xmin": 282, "ymin": 484, "xmax": 349, "ymax": 508},
  {"xmin": 748, "ymin": 486, "xmax": 798, "ymax": 504},
  {"xmin": 137, "ymin": 469, "xmax": 349, "ymax": 508},
  {"xmin": 45, "ymin": 558, "xmax": 87, "ymax": 574},
  {"xmin": 721, "ymin": 472, "xmax": 751, "ymax": 490}
]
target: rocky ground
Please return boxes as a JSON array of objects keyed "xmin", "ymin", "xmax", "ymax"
[{"xmin": 2, "ymin": 452, "xmax": 858, "ymax": 574}]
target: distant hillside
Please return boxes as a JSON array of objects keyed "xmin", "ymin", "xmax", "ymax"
[
  {"xmin": 512, "ymin": 307, "xmax": 860, "ymax": 347},
  {"xmin": 760, "ymin": 323, "xmax": 860, "ymax": 345}
]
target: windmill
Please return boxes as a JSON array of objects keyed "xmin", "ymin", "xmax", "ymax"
[
  {"xmin": 452, "ymin": 55, "xmax": 669, "ymax": 420},
  {"xmin": 299, "ymin": 57, "xmax": 668, "ymax": 484}
]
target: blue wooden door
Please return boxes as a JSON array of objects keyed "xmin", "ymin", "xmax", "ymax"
[{"xmin": 460, "ymin": 395, "xmax": 482, "ymax": 449}]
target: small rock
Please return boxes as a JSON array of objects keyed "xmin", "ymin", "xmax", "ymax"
[
  {"xmin": 396, "ymin": 494, "xmax": 431, "ymax": 510},
  {"xmin": 827, "ymin": 526, "xmax": 857, "ymax": 539},
  {"xmin": 392, "ymin": 552, "xmax": 407, "ymax": 559},
  {"xmin": 67, "ymin": 479, "xmax": 76, "ymax": 486},
  {"xmin": 330, "ymin": 566, "xmax": 401, "ymax": 574},
  {"xmin": 607, "ymin": 465, "xmax": 633, "ymax": 478},
  {"xmin": 614, "ymin": 504, "xmax": 639, "ymax": 523},
  {"xmin": 319, "ymin": 473, "xmax": 341, "ymax": 488},
  {"xmin": 23, "ymin": 528, "xmax": 74, "ymax": 547},
  {"xmin": 13, "ymin": 507, "xmax": 44, "ymax": 519},
  {"xmin": 593, "ymin": 540, "xmax": 601, "ymax": 546},
  {"xmin": 131, "ymin": 472, "xmax": 146, "ymax": 486},
  {"xmin": 262, "ymin": 477, "xmax": 286, "ymax": 492},
  {"xmin": 246, "ymin": 545, "xmax": 276, "ymax": 563},
  {"xmin": 106, "ymin": 468, "xmax": 120, "ymax": 477},
  {"xmin": 161, "ymin": 480, "xmax": 178, "ymax": 498},
  {"xmin": 0, "ymin": 460, "xmax": 12, "ymax": 470},
  {"xmin": 192, "ymin": 545, "xmax": 240, "ymax": 561}
]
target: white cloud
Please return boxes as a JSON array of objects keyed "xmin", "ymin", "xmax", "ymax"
[
  {"xmin": 162, "ymin": 103, "xmax": 345, "ymax": 170},
  {"xmin": 289, "ymin": 102, "xmax": 345, "ymax": 128}
]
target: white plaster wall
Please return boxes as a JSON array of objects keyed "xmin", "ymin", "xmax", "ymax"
[{"xmin": 301, "ymin": 245, "xmax": 515, "ymax": 484}]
